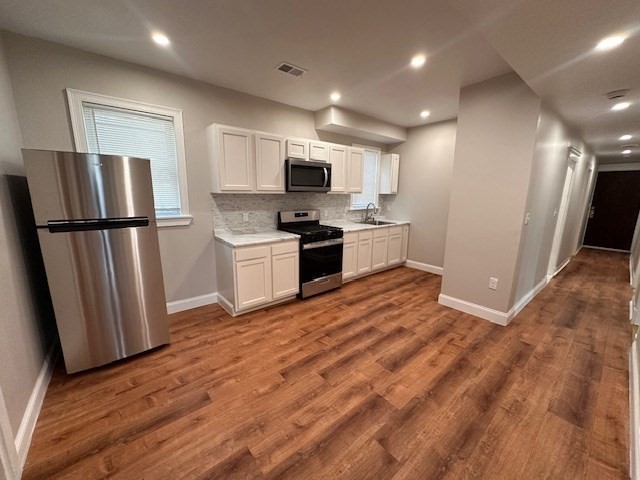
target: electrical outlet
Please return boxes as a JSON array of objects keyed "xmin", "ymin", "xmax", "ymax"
[
  {"xmin": 524, "ymin": 212, "xmax": 531, "ymax": 225},
  {"xmin": 242, "ymin": 213, "xmax": 249, "ymax": 222},
  {"xmin": 386, "ymin": 205, "xmax": 391, "ymax": 212},
  {"xmin": 489, "ymin": 277, "xmax": 498, "ymax": 290},
  {"xmin": 553, "ymin": 208, "xmax": 558, "ymax": 217}
]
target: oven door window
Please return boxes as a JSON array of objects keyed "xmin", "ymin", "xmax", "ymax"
[
  {"xmin": 291, "ymin": 165, "xmax": 326, "ymax": 188},
  {"xmin": 300, "ymin": 243, "xmax": 343, "ymax": 283}
]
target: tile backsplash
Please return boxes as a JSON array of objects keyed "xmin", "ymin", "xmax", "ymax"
[{"xmin": 212, "ymin": 193, "xmax": 391, "ymax": 233}]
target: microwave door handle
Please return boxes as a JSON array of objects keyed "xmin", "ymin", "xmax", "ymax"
[{"xmin": 323, "ymin": 167, "xmax": 329, "ymax": 188}]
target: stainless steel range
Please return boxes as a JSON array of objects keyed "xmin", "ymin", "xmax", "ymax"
[{"xmin": 278, "ymin": 210, "xmax": 343, "ymax": 298}]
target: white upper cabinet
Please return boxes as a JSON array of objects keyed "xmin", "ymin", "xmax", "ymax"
[
  {"xmin": 329, "ymin": 144, "xmax": 348, "ymax": 193},
  {"xmin": 309, "ymin": 141, "xmax": 330, "ymax": 162},
  {"xmin": 254, "ymin": 132, "xmax": 285, "ymax": 193},
  {"xmin": 208, "ymin": 124, "xmax": 254, "ymax": 193},
  {"xmin": 379, "ymin": 153, "xmax": 400, "ymax": 194},
  {"xmin": 347, "ymin": 147, "xmax": 364, "ymax": 193},
  {"xmin": 286, "ymin": 138, "xmax": 309, "ymax": 160}
]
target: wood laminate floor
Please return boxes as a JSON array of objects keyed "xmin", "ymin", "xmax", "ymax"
[{"xmin": 23, "ymin": 248, "xmax": 631, "ymax": 479}]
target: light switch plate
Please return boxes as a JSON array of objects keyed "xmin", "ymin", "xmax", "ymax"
[
  {"xmin": 242, "ymin": 213, "xmax": 249, "ymax": 222},
  {"xmin": 489, "ymin": 277, "xmax": 498, "ymax": 290},
  {"xmin": 524, "ymin": 212, "xmax": 531, "ymax": 225}
]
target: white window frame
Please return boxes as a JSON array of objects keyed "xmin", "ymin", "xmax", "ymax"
[
  {"xmin": 350, "ymin": 145, "xmax": 381, "ymax": 210},
  {"xmin": 66, "ymin": 88, "xmax": 191, "ymax": 227}
]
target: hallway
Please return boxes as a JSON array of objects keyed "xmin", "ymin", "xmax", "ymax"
[{"xmin": 22, "ymin": 248, "xmax": 631, "ymax": 479}]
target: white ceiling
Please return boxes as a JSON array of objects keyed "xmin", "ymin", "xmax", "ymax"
[
  {"xmin": 0, "ymin": 0, "xmax": 512, "ymax": 128},
  {"xmin": 448, "ymin": 0, "xmax": 640, "ymax": 162},
  {"xmin": 1, "ymin": 0, "xmax": 638, "ymax": 160}
]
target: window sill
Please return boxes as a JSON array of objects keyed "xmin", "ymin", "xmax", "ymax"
[
  {"xmin": 157, "ymin": 215, "xmax": 193, "ymax": 228},
  {"xmin": 349, "ymin": 206, "xmax": 377, "ymax": 211}
]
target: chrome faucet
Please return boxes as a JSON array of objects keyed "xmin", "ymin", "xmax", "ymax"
[{"xmin": 364, "ymin": 202, "xmax": 378, "ymax": 223}]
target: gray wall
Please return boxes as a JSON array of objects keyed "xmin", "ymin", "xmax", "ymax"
[
  {"xmin": 1, "ymin": 32, "xmax": 384, "ymax": 303},
  {"xmin": 441, "ymin": 73, "xmax": 541, "ymax": 313},
  {"xmin": 0, "ymin": 34, "xmax": 56, "ymax": 443},
  {"xmin": 511, "ymin": 107, "xmax": 596, "ymax": 305},
  {"xmin": 388, "ymin": 120, "xmax": 457, "ymax": 268}
]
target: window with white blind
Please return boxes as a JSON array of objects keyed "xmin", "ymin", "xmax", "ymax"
[
  {"xmin": 351, "ymin": 148, "xmax": 380, "ymax": 209},
  {"xmin": 66, "ymin": 89, "xmax": 191, "ymax": 227}
]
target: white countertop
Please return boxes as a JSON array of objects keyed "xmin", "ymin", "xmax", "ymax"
[
  {"xmin": 324, "ymin": 219, "xmax": 410, "ymax": 232},
  {"xmin": 214, "ymin": 230, "xmax": 300, "ymax": 248}
]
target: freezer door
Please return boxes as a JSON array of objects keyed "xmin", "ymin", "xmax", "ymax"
[
  {"xmin": 23, "ymin": 150, "xmax": 156, "ymax": 225},
  {"xmin": 38, "ymin": 223, "xmax": 169, "ymax": 373}
]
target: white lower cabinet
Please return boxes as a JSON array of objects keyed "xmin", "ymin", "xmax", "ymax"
[
  {"xmin": 342, "ymin": 232, "xmax": 358, "ymax": 280},
  {"xmin": 236, "ymin": 252, "xmax": 272, "ymax": 310},
  {"xmin": 387, "ymin": 226, "xmax": 403, "ymax": 266},
  {"xmin": 357, "ymin": 231, "xmax": 373, "ymax": 275},
  {"xmin": 372, "ymin": 233, "xmax": 388, "ymax": 271},
  {"xmin": 342, "ymin": 224, "xmax": 409, "ymax": 282},
  {"xmin": 216, "ymin": 239, "xmax": 299, "ymax": 316},
  {"xmin": 401, "ymin": 225, "xmax": 410, "ymax": 262},
  {"xmin": 272, "ymin": 244, "xmax": 299, "ymax": 299}
]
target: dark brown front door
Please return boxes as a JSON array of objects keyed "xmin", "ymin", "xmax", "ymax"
[{"xmin": 583, "ymin": 170, "xmax": 640, "ymax": 251}]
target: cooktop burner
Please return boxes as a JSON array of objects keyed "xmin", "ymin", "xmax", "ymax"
[{"xmin": 277, "ymin": 210, "xmax": 343, "ymax": 244}]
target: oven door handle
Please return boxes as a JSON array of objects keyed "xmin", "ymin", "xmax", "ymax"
[
  {"xmin": 323, "ymin": 167, "xmax": 329, "ymax": 188},
  {"xmin": 302, "ymin": 238, "xmax": 344, "ymax": 250}
]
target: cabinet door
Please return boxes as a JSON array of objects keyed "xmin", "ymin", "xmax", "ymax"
[
  {"xmin": 309, "ymin": 141, "xmax": 329, "ymax": 162},
  {"xmin": 329, "ymin": 145, "xmax": 348, "ymax": 193},
  {"xmin": 286, "ymin": 138, "xmax": 308, "ymax": 160},
  {"xmin": 372, "ymin": 235, "xmax": 388, "ymax": 271},
  {"xmin": 215, "ymin": 125, "xmax": 254, "ymax": 192},
  {"xmin": 357, "ymin": 237, "xmax": 372, "ymax": 275},
  {"xmin": 401, "ymin": 225, "xmax": 410, "ymax": 262},
  {"xmin": 272, "ymin": 252, "xmax": 299, "ymax": 299},
  {"xmin": 391, "ymin": 154, "xmax": 400, "ymax": 194},
  {"xmin": 347, "ymin": 147, "xmax": 364, "ymax": 193},
  {"xmin": 255, "ymin": 132, "xmax": 285, "ymax": 192},
  {"xmin": 387, "ymin": 233, "xmax": 403, "ymax": 266},
  {"xmin": 235, "ymin": 256, "xmax": 272, "ymax": 310},
  {"xmin": 342, "ymin": 240, "xmax": 358, "ymax": 280}
]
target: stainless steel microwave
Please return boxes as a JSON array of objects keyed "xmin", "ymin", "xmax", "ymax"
[{"xmin": 286, "ymin": 159, "xmax": 332, "ymax": 192}]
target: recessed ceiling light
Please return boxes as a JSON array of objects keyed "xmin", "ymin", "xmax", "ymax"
[
  {"xmin": 612, "ymin": 102, "xmax": 630, "ymax": 111},
  {"xmin": 622, "ymin": 149, "xmax": 632, "ymax": 155},
  {"xmin": 152, "ymin": 32, "xmax": 170, "ymax": 47},
  {"xmin": 420, "ymin": 110, "xmax": 431, "ymax": 118},
  {"xmin": 620, "ymin": 134, "xmax": 632, "ymax": 141},
  {"xmin": 410, "ymin": 54, "xmax": 427, "ymax": 69},
  {"xmin": 596, "ymin": 35, "xmax": 626, "ymax": 51},
  {"xmin": 330, "ymin": 92, "xmax": 341, "ymax": 102}
]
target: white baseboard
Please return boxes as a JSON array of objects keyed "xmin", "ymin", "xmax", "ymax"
[
  {"xmin": 507, "ymin": 277, "xmax": 548, "ymax": 321},
  {"xmin": 554, "ymin": 257, "xmax": 571, "ymax": 277},
  {"xmin": 14, "ymin": 340, "xmax": 58, "ymax": 473},
  {"xmin": 630, "ymin": 339, "xmax": 640, "ymax": 480},
  {"xmin": 405, "ymin": 260, "xmax": 443, "ymax": 276},
  {"xmin": 439, "ymin": 276, "xmax": 548, "ymax": 327},
  {"xmin": 438, "ymin": 293, "xmax": 509, "ymax": 326},
  {"xmin": 166, "ymin": 292, "xmax": 218, "ymax": 314}
]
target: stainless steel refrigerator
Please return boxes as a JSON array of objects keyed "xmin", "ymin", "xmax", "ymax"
[{"xmin": 23, "ymin": 150, "xmax": 170, "ymax": 373}]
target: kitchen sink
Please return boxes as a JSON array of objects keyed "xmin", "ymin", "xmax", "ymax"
[{"xmin": 356, "ymin": 220, "xmax": 397, "ymax": 226}]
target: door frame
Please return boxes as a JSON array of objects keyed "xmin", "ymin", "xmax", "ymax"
[{"xmin": 548, "ymin": 150, "xmax": 579, "ymax": 277}]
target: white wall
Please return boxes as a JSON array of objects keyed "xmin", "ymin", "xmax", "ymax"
[
  {"xmin": 388, "ymin": 120, "xmax": 457, "ymax": 268},
  {"xmin": 1, "ymin": 31, "xmax": 383, "ymax": 304},
  {"xmin": 511, "ymin": 106, "xmax": 596, "ymax": 305},
  {"xmin": 440, "ymin": 73, "xmax": 541, "ymax": 314},
  {"xmin": 0, "ymin": 33, "xmax": 56, "ymax": 475}
]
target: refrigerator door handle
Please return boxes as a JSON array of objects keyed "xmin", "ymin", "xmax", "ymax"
[{"xmin": 47, "ymin": 217, "xmax": 149, "ymax": 233}]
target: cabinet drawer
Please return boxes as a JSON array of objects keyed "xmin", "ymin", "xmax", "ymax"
[
  {"xmin": 344, "ymin": 232, "xmax": 358, "ymax": 244},
  {"xmin": 358, "ymin": 230, "xmax": 373, "ymax": 241},
  {"xmin": 234, "ymin": 245, "xmax": 270, "ymax": 262},
  {"xmin": 271, "ymin": 241, "xmax": 299, "ymax": 256},
  {"xmin": 373, "ymin": 227, "xmax": 389, "ymax": 238},
  {"xmin": 388, "ymin": 226, "xmax": 403, "ymax": 236}
]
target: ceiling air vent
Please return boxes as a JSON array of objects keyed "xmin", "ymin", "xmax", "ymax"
[
  {"xmin": 606, "ymin": 89, "xmax": 629, "ymax": 100},
  {"xmin": 275, "ymin": 62, "xmax": 308, "ymax": 78}
]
